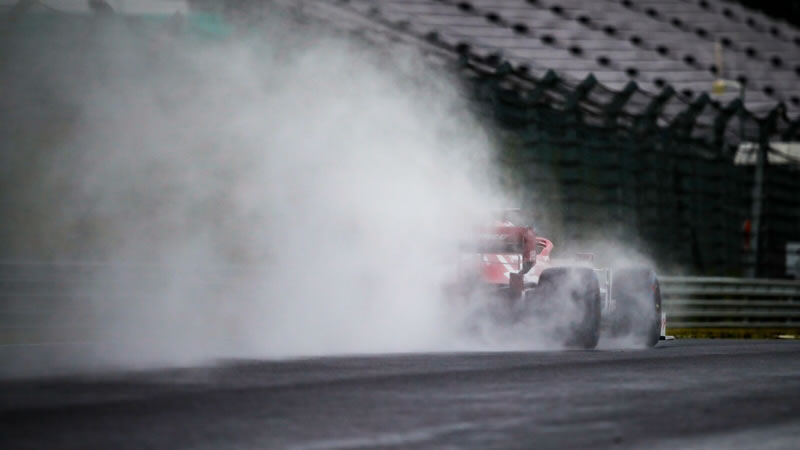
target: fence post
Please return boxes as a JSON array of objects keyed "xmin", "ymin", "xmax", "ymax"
[
  {"xmin": 713, "ymin": 99, "xmax": 739, "ymax": 154},
  {"xmin": 603, "ymin": 81, "xmax": 637, "ymax": 128}
]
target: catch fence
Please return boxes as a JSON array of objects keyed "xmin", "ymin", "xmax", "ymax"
[{"xmin": 461, "ymin": 63, "xmax": 800, "ymax": 278}]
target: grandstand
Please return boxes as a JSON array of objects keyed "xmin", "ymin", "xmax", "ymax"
[{"xmin": 330, "ymin": 0, "xmax": 800, "ymax": 116}]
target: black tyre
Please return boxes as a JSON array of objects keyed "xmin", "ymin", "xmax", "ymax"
[
  {"xmin": 609, "ymin": 267, "xmax": 661, "ymax": 347},
  {"xmin": 528, "ymin": 267, "xmax": 601, "ymax": 349}
]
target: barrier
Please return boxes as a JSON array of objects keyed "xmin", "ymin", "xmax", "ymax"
[
  {"xmin": 660, "ymin": 276, "xmax": 800, "ymax": 329},
  {"xmin": 2, "ymin": 264, "xmax": 800, "ymax": 344}
]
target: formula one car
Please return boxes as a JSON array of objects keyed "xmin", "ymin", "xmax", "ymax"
[{"xmin": 453, "ymin": 210, "xmax": 664, "ymax": 349}]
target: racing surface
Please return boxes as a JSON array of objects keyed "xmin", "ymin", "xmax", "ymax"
[{"xmin": 1, "ymin": 340, "xmax": 799, "ymax": 449}]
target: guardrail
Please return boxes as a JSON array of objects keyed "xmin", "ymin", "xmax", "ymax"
[
  {"xmin": 2, "ymin": 264, "xmax": 800, "ymax": 343},
  {"xmin": 0, "ymin": 262, "xmax": 248, "ymax": 345},
  {"xmin": 660, "ymin": 276, "xmax": 800, "ymax": 329}
]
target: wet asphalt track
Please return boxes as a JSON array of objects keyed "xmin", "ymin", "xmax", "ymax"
[{"xmin": 1, "ymin": 339, "xmax": 799, "ymax": 449}]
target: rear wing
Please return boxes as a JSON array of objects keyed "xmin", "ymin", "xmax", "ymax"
[
  {"xmin": 462, "ymin": 236, "xmax": 526, "ymax": 255},
  {"xmin": 463, "ymin": 226, "xmax": 544, "ymax": 268}
]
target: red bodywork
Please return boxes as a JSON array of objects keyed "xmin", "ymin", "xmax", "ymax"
[
  {"xmin": 479, "ymin": 226, "xmax": 536, "ymax": 282},
  {"xmin": 467, "ymin": 223, "xmax": 554, "ymax": 295}
]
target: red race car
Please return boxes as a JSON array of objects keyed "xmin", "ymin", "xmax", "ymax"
[{"xmin": 452, "ymin": 210, "xmax": 664, "ymax": 349}]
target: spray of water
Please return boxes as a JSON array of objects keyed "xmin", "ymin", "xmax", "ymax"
[
  {"xmin": 1, "ymin": 14, "xmax": 514, "ymax": 370},
  {"xmin": 1, "ymin": 12, "xmax": 666, "ymax": 376}
]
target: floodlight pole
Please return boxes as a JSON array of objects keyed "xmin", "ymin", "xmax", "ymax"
[
  {"xmin": 734, "ymin": 83, "xmax": 764, "ymax": 278},
  {"xmin": 749, "ymin": 129, "xmax": 766, "ymax": 279}
]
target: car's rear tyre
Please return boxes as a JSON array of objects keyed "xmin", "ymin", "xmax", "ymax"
[
  {"xmin": 609, "ymin": 267, "xmax": 661, "ymax": 347},
  {"xmin": 528, "ymin": 267, "xmax": 601, "ymax": 349}
]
